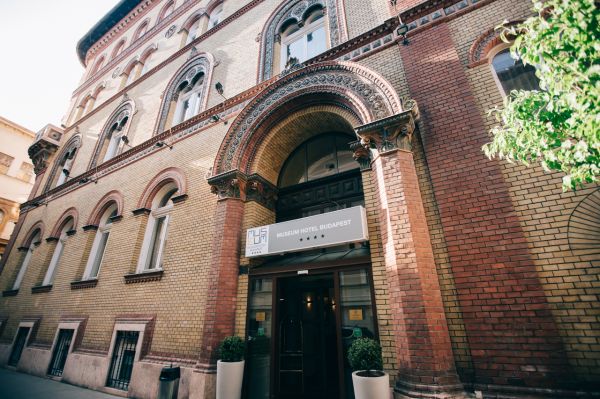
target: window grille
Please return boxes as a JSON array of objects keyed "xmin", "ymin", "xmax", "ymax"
[
  {"xmin": 8, "ymin": 327, "xmax": 30, "ymax": 366},
  {"xmin": 106, "ymin": 331, "xmax": 139, "ymax": 390},
  {"xmin": 48, "ymin": 329, "xmax": 74, "ymax": 377}
]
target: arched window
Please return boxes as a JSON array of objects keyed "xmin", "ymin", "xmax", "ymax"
[
  {"xmin": 90, "ymin": 55, "xmax": 105, "ymax": 76},
  {"xmin": 279, "ymin": 7, "xmax": 327, "ymax": 71},
  {"xmin": 208, "ymin": 3, "xmax": 223, "ymax": 29},
  {"xmin": 83, "ymin": 204, "xmax": 117, "ymax": 280},
  {"xmin": 279, "ymin": 133, "xmax": 357, "ymax": 187},
  {"xmin": 258, "ymin": 0, "xmax": 344, "ymax": 81},
  {"xmin": 490, "ymin": 47, "xmax": 539, "ymax": 95},
  {"xmin": 137, "ymin": 184, "xmax": 177, "ymax": 272},
  {"xmin": 90, "ymin": 104, "xmax": 133, "ymax": 168},
  {"xmin": 140, "ymin": 45, "xmax": 158, "ymax": 76},
  {"xmin": 155, "ymin": 55, "xmax": 212, "ymax": 133},
  {"xmin": 45, "ymin": 135, "xmax": 81, "ymax": 191},
  {"xmin": 42, "ymin": 218, "xmax": 74, "ymax": 286},
  {"xmin": 11, "ymin": 229, "xmax": 41, "ymax": 290},
  {"xmin": 133, "ymin": 20, "xmax": 149, "ymax": 41},
  {"xmin": 158, "ymin": 1, "xmax": 175, "ymax": 22},
  {"xmin": 173, "ymin": 70, "xmax": 204, "ymax": 125},
  {"xmin": 121, "ymin": 58, "xmax": 140, "ymax": 88},
  {"xmin": 185, "ymin": 17, "xmax": 201, "ymax": 45},
  {"xmin": 112, "ymin": 40, "xmax": 126, "ymax": 59}
]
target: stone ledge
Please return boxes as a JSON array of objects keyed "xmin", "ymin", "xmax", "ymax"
[
  {"xmin": 124, "ymin": 269, "xmax": 164, "ymax": 284},
  {"xmin": 70, "ymin": 279, "xmax": 99, "ymax": 290},
  {"xmin": 31, "ymin": 284, "xmax": 53, "ymax": 294},
  {"xmin": 2, "ymin": 289, "xmax": 19, "ymax": 297}
]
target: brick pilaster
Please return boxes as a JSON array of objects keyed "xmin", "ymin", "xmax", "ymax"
[
  {"xmin": 371, "ymin": 147, "xmax": 464, "ymax": 397},
  {"xmin": 197, "ymin": 197, "xmax": 244, "ymax": 371},
  {"xmin": 399, "ymin": 22, "xmax": 570, "ymax": 389}
]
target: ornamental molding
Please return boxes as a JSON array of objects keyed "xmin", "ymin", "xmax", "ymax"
[
  {"xmin": 468, "ymin": 20, "xmax": 523, "ymax": 67},
  {"xmin": 215, "ymin": 61, "xmax": 402, "ymax": 175},
  {"xmin": 258, "ymin": 0, "xmax": 346, "ymax": 81},
  {"xmin": 354, "ymin": 100, "xmax": 420, "ymax": 155},
  {"xmin": 207, "ymin": 170, "xmax": 278, "ymax": 210},
  {"xmin": 154, "ymin": 54, "xmax": 214, "ymax": 135}
]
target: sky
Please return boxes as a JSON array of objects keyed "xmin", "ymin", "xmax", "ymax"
[{"xmin": 0, "ymin": 0, "xmax": 119, "ymax": 132}]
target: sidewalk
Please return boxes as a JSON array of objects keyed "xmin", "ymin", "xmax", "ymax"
[{"xmin": 0, "ymin": 367, "xmax": 122, "ymax": 399}]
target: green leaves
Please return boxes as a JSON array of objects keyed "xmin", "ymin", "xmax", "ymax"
[{"xmin": 483, "ymin": 0, "xmax": 599, "ymax": 190}]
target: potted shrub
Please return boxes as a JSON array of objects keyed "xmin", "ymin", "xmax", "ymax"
[
  {"xmin": 347, "ymin": 337, "xmax": 390, "ymax": 399},
  {"xmin": 216, "ymin": 336, "xmax": 245, "ymax": 399}
]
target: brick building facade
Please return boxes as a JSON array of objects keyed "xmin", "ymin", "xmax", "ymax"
[{"xmin": 0, "ymin": 0, "xmax": 598, "ymax": 398}]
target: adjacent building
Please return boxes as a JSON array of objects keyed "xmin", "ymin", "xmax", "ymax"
[
  {"xmin": 0, "ymin": 116, "xmax": 35, "ymax": 259},
  {"xmin": 0, "ymin": 0, "xmax": 598, "ymax": 398}
]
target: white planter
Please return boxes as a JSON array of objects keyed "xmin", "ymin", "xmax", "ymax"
[
  {"xmin": 216, "ymin": 359, "xmax": 245, "ymax": 399},
  {"xmin": 352, "ymin": 370, "xmax": 390, "ymax": 399}
]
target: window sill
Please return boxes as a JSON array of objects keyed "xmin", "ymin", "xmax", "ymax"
[
  {"xmin": 2, "ymin": 289, "xmax": 19, "ymax": 297},
  {"xmin": 124, "ymin": 269, "xmax": 163, "ymax": 284},
  {"xmin": 71, "ymin": 279, "xmax": 98, "ymax": 290},
  {"xmin": 31, "ymin": 284, "xmax": 53, "ymax": 294}
]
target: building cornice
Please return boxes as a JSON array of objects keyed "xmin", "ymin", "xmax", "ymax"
[{"xmin": 0, "ymin": 116, "xmax": 35, "ymax": 138}]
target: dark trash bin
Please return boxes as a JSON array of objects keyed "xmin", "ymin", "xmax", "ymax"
[{"xmin": 157, "ymin": 366, "xmax": 180, "ymax": 399}]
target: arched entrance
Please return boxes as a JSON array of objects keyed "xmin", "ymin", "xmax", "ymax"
[{"xmin": 205, "ymin": 62, "xmax": 461, "ymax": 399}]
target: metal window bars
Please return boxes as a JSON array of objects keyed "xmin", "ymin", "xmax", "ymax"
[
  {"xmin": 106, "ymin": 331, "xmax": 139, "ymax": 390},
  {"xmin": 47, "ymin": 329, "xmax": 74, "ymax": 377},
  {"xmin": 8, "ymin": 327, "xmax": 30, "ymax": 367}
]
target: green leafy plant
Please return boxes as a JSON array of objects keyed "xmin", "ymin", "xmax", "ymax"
[
  {"xmin": 483, "ymin": 0, "xmax": 599, "ymax": 190},
  {"xmin": 347, "ymin": 338, "xmax": 384, "ymax": 377},
  {"xmin": 218, "ymin": 336, "xmax": 245, "ymax": 362}
]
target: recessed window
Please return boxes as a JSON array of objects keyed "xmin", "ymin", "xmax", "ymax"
[
  {"xmin": 280, "ymin": 8, "xmax": 327, "ymax": 70},
  {"xmin": 12, "ymin": 230, "xmax": 41, "ymax": 290},
  {"xmin": 490, "ymin": 48, "xmax": 540, "ymax": 95},
  {"xmin": 173, "ymin": 71, "xmax": 204, "ymax": 124},
  {"xmin": 159, "ymin": 1, "xmax": 175, "ymax": 22},
  {"xmin": 186, "ymin": 18, "xmax": 201, "ymax": 45},
  {"xmin": 47, "ymin": 329, "xmax": 74, "ymax": 377},
  {"xmin": 208, "ymin": 3, "xmax": 223, "ymax": 29},
  {"xmin": 42, "ymin": 219, "xmax": 74, "ymax": 286},
  {"xmin": 0, "ymin": 152, "xmax": 14, "ymax": 175},
  {"xmin": 54, "ymin": 148, "xmax": 77, "ymax": 188},
  {"xmin": 137, "ymin": 184, "xmax": 177, "ymax": 272},
  {"xmin": 133, "ymin": 21, "xmax": 149, "ymax": 41},
  {"xmin": 83, "ymin": 205, "xmax": 117, "ymax": 280},
  {"xmin": 279, "ymin": 133, "xmax": 357, "ymax": 188},
  {"xmin": 111, "ymin": 41, "xmax": 126, "ymax": 60},
  {"xmin": 106, "ymin": 331, "xmax": 139, "ymax": 391}
]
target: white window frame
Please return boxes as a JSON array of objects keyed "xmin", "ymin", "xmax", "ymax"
[
  {"xmin": 173, "ymin": 87, "xmax": 202, "ymax": 124},
  {"xmin": 102, "ymin": 129, "xmax": 124, "ymax": 162},
  {"xmin": 12, "ymin": 233, "xmax": 40, "ymax": 290},
  {"xmin": 488, "ymin": 43, "xmax": 513, "ymax": 98},
  {"xmin": 186, "ymin": 19, "xmax": 200, "ymax": 45},
  {"xmin": 42, "ymin": 222, "xmax": 73, "ymax": 286},
  {"xmin": 82, "ymin": 206, "xmax": 116, "ymax": 280},
  {"xmin": 136, "ymin": 186, "xmax": 176, "ymax": 273},
  {"xmin": 208, "ymin": 4, "xmax": 223, "ymax": 29},
  {"xmin": 279, "ymin": 12, "xmax": 327, "ymax": 71}
]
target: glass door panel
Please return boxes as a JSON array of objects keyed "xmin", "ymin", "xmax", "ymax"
[{"xmin": 247, "ymin": 278, "xmax": 273, "ymax": 399}]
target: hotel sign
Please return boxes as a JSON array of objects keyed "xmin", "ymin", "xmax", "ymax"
[{"xmin": 245, "ymin": 206, "xmax": 369, "ymax": 258}]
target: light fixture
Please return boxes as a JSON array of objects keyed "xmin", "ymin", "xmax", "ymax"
[
  {"xmin": 155, "ymin": 141, "xmax": 173, "ymax": 150},
  {"xmin": 211, "ymin": 115, "xmax": 221, "ymax": 123},
  {"xmin": 215, "ymin": 82, "xmax": 227, "ymax": 100},
  {"xmin": 121, "ymin": 136, "xmax": 130, "ymax": 144},
  {"xmin": 397, "ymin": 23, "xmax": 409, "ymax": 46}
]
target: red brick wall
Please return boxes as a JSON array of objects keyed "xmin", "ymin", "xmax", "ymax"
[{"xmin": 399, "ymin": 23, "xmax": 571, "ymax": 388}]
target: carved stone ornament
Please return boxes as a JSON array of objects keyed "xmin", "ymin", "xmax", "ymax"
[
  {"xmin": 354, "ymin": 100, "xmax": 420, "ymax": 153},
  {"xmin": 350, "ymin": 140, "xmax": 372, "ymax": 171},
  {"xmin": 208, "ymin": 170, "xmax": 278, "ymax": 210},
  {"xmin": 112, "ymin": 67, "xmax": 122, "ymax": 79},
  {"xmin": 165, "ymin": 24, "xmax": 177, "ymax": 38},
  {"xmin": 28, "ymin": 139, "xmax": 59, "ymax": 175}
]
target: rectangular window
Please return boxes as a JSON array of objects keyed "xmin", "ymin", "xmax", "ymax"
[
  {"xmin": 47, "ymin": 329, "xmax": 74, "ymax": 377},
  {"xmin": 146, "ymin": 215, "xmax": 169, "ymax": 270},
  {"xmin": 106, "ymin": 331, "xmax": 139, "ymax": 391},
  {"xmin": 0, "ymin": 152, "xmax": 14, "ymax": 175},
  {"xmin": 8, "ymin": 327, "xmax": 30, "ymax": 366},
  {"xmin": 16, "ymin": 162, "xmax": 34, "ymax": 182}
]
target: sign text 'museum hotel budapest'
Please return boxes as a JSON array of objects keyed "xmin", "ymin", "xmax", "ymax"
[{"xmin": 245, "ymin": 206, "xmax": 369, "ymax": 257}]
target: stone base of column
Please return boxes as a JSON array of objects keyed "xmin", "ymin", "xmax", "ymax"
[{"xmin": 395, "ymin": 372, "xmax": 466, "ymax": 399}]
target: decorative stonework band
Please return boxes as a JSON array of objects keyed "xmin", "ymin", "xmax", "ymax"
[{"xmin": 207, "ymin": 170, "xmax": 278, "ymax": 210}]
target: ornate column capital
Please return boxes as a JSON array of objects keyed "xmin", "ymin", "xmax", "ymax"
[
  {"xmin": 208, "ymin": 170, "xmax": 247, "ymax": 200},
  {"xmin": 246, "ymin": 173, "xmax": 278, "ymax": 211},
  {"xmin": 350, "ymin": 140, "xmax": 372, "ymax": 171},
  {"xmin": 354, "ymin": 100, "xmax": 420, "ymax": 153}
]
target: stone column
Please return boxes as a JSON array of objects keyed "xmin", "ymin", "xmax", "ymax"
[{"xmin": 355, "ymin": 103, "xmax": 464, "ymax": 398}]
